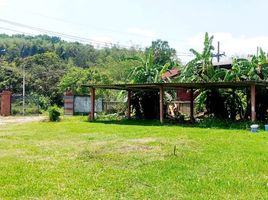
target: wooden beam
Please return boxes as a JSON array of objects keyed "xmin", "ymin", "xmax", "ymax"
[
  {"xmin": 190, "ymin": 88, "xmax": 195, "ymax": 123},
  {"xmin": 89, "ymin": 87, "xmax": 95, "ymax": 121},
  {"xmin": 160, "ymin": 86, "xmax": 164, "ymax": 124},
  {"xmin": 251, "ymin": 85, "xmax": 256, "ymax": 122},
  {"xmin": 127, "ymin": 90, "xmax": 131, "ymax": 119}
]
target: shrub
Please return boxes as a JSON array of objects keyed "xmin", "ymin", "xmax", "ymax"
[
  {"xmin": 197, "ymin": 117, "xmax": 253, "ymax": 129},
  {"xmin": 48, "ymin": 106, "xmax": 61, "ymax": 121}
]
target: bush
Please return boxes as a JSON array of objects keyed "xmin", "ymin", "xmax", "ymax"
[
  {"xmin": 197, "ymin": 117, "xmax": 253, "ymax": 129},
  {"xmin": 48, "ymin": 106, "xmax": 61, "ymax": 121}
]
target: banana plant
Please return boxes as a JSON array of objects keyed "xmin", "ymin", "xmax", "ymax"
[
  {"xmin": 177, "ymin": 32, "xmax": 226, "ymax": 83},
  {"xmin": 128, "ymin": 51, "xmax": 172, "ymax": 83}
]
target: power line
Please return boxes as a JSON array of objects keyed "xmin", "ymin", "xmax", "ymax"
[
  {"xmin": 0, "ymin": 26, "xmax": 194, "ymax": 59},
  {"xmin": 0, "ymin": 18, "xmax": 114, "ymax": 46},
  {"xmin": 176, "ymin": 52, "xmax": 194, "ymax": 57},
  {"xmin": 30, "ymin": 12, "xmax": 159, "ymax": 40},
  {"xmin": 0, "ymin": 18, "xmax": 195, "ymax": 58},
  {"xmin": 0, "ymin": 26, "xmax": 35, "ymax": 36},
  {"xmin": 28, "ymin": 11, "xmax": 193, "ymax": 44},
  {"xmin": 0, "ymin": 18, "xmax": 137, "ymax": 49}
]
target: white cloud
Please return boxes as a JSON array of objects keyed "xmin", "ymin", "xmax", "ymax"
[
  {"xmin": 127, "ymin": 27, "xmax": 157, "ymax": 38},
  {"xmin": 0, "ymin": 0, "xmax": 8, "ymax": 7},
  {"xmin": 189, "ymin": 32, "xmax": 268, "ymax": 57}
]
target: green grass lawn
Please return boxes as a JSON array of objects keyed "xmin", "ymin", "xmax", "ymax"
[{"xmin": 0, "ymin": 117, "xmax": 267, "ymax": 199}]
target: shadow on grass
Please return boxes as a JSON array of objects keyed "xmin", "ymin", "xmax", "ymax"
[
  {"xmin": 86, "ymin": 118, "xmax": 255, "ymax": 130},
  {"xmin": 90, "ymin": 119, "xmax": 164, "ymax": 126}
]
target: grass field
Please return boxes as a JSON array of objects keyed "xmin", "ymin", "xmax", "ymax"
[{"xmin": 0, "ymin": 117, "xmax": 267, "ymax": 199}]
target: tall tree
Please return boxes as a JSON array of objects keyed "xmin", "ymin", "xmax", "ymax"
[{"xmin": 146, "ymin": 39, "xmax": 177, "ymax": 66}]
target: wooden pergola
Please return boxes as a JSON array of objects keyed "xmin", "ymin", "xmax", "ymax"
[{"xmin": 83, "ymin": 81, "xmax": 268, "ymax": 123}]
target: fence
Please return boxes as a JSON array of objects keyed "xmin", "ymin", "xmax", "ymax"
[
  {"xmin": 103, "ymin": 101, "xmax": 127, "ymax": 114},
  {"xmin": 73, "ymin": 95, "xmax": 103, "ymax": 115},
  {"xmin": 64, "ymin": 94, "xmax": 126, "ymax": 115},
  {"xmin": 11, "ymin": 95, "xmax": 40, "ymax": 115}
]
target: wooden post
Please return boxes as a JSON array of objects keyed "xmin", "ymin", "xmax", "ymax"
[
  {"xmin": 190, "ymin": 88, "xmax": 194, "ymax": 123},
  {"xmin": 63, "ymin": 91, "xmax": 74, "ymax": 116},
  {"xmin": 160, "ymin": 86, "xmax": 164, "ymax": 124},
  {"xmin": 127, "ymin": 90, "xmax": 131, "ymax": 119},
  {"xmin": 89, "ymin": 87, "xmax": 95, "ymax": 121},
  {"xmin": 251, "ymin": 85, "xmax": 256, "ymax": 122}
]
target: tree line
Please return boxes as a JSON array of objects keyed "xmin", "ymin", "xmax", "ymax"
[
  {"xmin": 0, "ymin": 34, "xmax": 179, "ymax": 110},
  {"xmin": 1, "ymin": 33, "xmax": 268, "ymax": 121}
]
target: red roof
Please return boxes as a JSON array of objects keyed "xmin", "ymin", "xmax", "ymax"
[{"xmin": 161, "ymin": 69, "xmax": 180, "ymax": 79}]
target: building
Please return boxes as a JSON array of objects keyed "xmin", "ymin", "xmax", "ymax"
[{"xmin": 161, "ymin": 61, "xmax": 233, "ymax": 115}]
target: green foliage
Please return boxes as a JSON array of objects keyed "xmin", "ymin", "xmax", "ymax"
[
  {"xmin": 59, "ymin": 67, "xmax": 110, "ymax": 95},
  {"xmin": 197, "ymin": 117, "xmax": 252, "ymax": 129},
  {"xmin": 128, "ymin": 51, "xmax": 166, "ymax": 83},
  {"xmin": 145, "ymin": 39, "xmax": 178, "ymax": 66},
  {"xmin": 96, "ymin": 113, "xmax": 124, "ymax": 121},
  {"xmin": 96, "ymin": 46, "xmax": 143, "ymax": 82},
  {"xmin": 30, "ymin": 93, "xmax": 51, "ymax": 110},
  {"xmin": 21, "ymin": 52, "xmax": 67, "ymax": 105},
  {"xmin": 127, "ymin": 51, "xmax": 164, "ymax": 119},
  {"xmin": 48, "ymin": 105, "xmax": 61, "ymax": 121},
  {"xmin": 0, "ymin": 35, "xmax": 181, "ymax": 113},
  {"xmin": 129, "ymin": 42, "xmax": 179, "ymax": 84},
  {"xmin": 0, "ymin": 34, "xmax": 143, "ymax": 107},
  {"xmin": 0, "ymin": 62, "xmax": 21, "ymax": 92},
  {"xmin": 175, "ymin": 32, "xmax": 268, "ymax": 121},
  {"xmin": 11, "ymin": 103, "xmax": 40, "ymax": 115},
  {"xmin": 127, "ymin": 41, "xmax": 179, "ymax": 119},
  {"xmin": 178, "ymin": 32, "xmax": 225, "ymax": 82}
]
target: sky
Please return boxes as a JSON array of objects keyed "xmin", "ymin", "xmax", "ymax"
[{"xmin": 1, "ymin": 0, "xmax": 268, "ymax": 62}]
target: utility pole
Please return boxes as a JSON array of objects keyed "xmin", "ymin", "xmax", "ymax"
[
  {"xmin": 257, "ymin": 46, "xmax": 259, "ymax": 57},
  {"xmin": 213, "ymin": 41, "xmax": 225, "ymax": 62},
  {"xmin": 217, "ymin": 41, "xmax": 220, "ymax": 62},
  {"xmin": 22, "ymin": 65, "xmax": 25, "ymax": 116}
]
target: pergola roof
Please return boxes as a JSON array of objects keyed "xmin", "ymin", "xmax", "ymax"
[
  {"xmin": 83, "ymin": 81, "xmax": 268, "ymax": 91},
  {"xmin": 85, "ymin": 81, "xmax": 263, "ymax": 123}
]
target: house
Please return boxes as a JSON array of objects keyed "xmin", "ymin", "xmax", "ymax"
[
  {"xmin": 162, "ymin": 61, "xmax": 233, "ymax": 115},
  {"xmin": 161, "ymin": 68, "xmax": 191, "ymax": 102}
]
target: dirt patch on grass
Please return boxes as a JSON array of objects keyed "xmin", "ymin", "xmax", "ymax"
[
  {"xmin": 77, "ymin": 137, "xmax": 199, "ymax": 165},
  {"xmin": 118, "ymin": 137, "xmax": 158, "ymax": 153},
  {"xmin": 0, "ymin": 116, "xmax": 45, "ymax": 125},
  {"xmin": 0, "ymin": 149, "xmax": 26, "ymax": 158},
  {"xmin": 128, "ymin": 137, "xmax": 157, "ymax": 144},
  {"xmin": 119, "ymin": 144, "xmax": 154, "ymax": 152}
]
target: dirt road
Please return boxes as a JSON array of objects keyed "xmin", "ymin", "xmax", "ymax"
[{"xmin": 0, "ymin": 116, "xmax": 45, "ymax": 125}]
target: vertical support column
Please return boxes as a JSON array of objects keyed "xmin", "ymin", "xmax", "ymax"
[
  {"xmin": 251, "ymin": 85, "xmax": 256, "ymax": 122},
  {"xmin": 0, "ymin": 90, "xmax": 12, "ymax": 116},
  {"xmin": 190, "ymin": 88, "xmax": 195, "ymax": 123},
  {"xmin": 89, "ymin": 87, "xmax": 95, "ymax": 121},
  {"xmin": 63, "ymin": 91, "xmax": 74, "ymax": 115},
  {"xmin": 160, "ymin": 86, "xmax": 164, "ymax": 124},
  {"xmin": 127, "ymin": 90, "xmax": 131, "ymax": 119}
]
